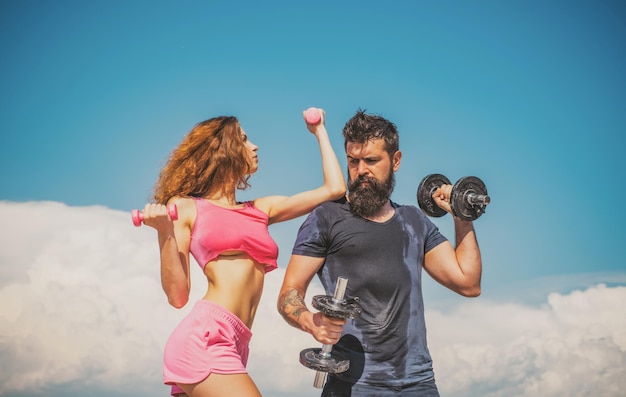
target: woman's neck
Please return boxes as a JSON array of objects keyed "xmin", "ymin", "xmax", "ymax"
[{"xmin": 204, "ymin": 193, "xmax": 238, "ymax": 207}]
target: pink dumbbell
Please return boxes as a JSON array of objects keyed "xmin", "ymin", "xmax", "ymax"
[
  {"xmin": 131, "ymin": 204, "xmax": 178, "ymax": 227},
  {"xmin": 304, "ymin": 107, "xmax": 322, "ymax": 125}
]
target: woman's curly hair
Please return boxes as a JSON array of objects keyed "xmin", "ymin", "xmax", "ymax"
[{"xmin": 153, "ymin": 116, "xmax": 254, "ymax": 204}]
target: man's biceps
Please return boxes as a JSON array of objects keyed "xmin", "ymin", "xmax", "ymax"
[
  {"xmin": 288, "ymin": 254, "xmax": 325, "ymax": 270},
  {"xmin": 424, "ymin": 242, "xmax": 455, "ymax": 271},
  {"xmin": 285, "ymin": 256, "xmax": 323, "ymax": 286}
]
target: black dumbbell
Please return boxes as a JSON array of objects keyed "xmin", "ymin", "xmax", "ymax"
[
  {"xmin": 417, "ymin": 174, "xmax": 491, "ymax": 221},
  {"xmin": 299, "ymin": 277, "xmax": 362, "ymax": 389}
]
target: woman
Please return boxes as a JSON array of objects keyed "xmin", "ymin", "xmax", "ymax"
[{"xmin": 139, "ymin": 110, "xmax": 345, "ymax": 397}]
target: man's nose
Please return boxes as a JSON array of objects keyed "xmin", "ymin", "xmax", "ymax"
[{"xmin": 356, "ymin": 161, "xmax": 369, "ymax": 176}]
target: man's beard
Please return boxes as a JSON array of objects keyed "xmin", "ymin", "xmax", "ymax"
[{"xmin": 348, "ymin": 171, "xmax": 395, "ymax": 218}]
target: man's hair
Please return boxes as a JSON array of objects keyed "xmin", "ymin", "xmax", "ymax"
[
  {"xmin": 153, "ymin": 116, "xmax": 254, "ymax": 204},
  {"xmin": 342, "ymin": 109, "xmax": 399, "ymax": 155}
]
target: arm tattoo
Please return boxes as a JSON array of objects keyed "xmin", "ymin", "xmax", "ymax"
[{"xmin": 279, "ymin": 288, "xmax": 308, "ymax": 326}]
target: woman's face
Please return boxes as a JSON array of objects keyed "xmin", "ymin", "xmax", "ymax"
[{"xmin": 240, "ymin": 128, "xmax": 259, "ymax": 173}]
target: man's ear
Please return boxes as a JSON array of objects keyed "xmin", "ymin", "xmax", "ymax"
[{"xmin": 393, "ymin": 150, "xmax": 402, "ymax": 172}]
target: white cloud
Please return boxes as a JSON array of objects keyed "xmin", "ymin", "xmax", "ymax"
[
  {"xmin": 428, "ymin": 284, "xmax": 626, "ymax": 397},
  {"xmin": 0, "ymin": 201, "xmax": 174, "ymax": 395},
  {"xmin": 0, "ymin": 201, "xmax": 624, "ymax": 397},
  {"xmin": 0, "ymin": 201, "xmax": 323, "ymax": 397}
]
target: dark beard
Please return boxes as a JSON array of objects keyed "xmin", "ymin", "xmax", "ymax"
[{"xmin": 348, "ymin": 172, "xmax": 395, "ymax": 218}]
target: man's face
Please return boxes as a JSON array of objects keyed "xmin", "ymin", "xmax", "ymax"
[{"xmin": 346, "ymin": 138, "xmax": 401, "ymax": 217}]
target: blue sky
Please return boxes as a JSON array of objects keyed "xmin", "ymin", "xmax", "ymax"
[{"xmin": 1, "ymin": 1, "xmax": 625, "ymax": 396}]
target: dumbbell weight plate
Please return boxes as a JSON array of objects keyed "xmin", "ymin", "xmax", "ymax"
[
  {"xmin": 451, "ymin": 176, "xmax": 488, "ymax": 221},
  {"xmin": 312, "ymin": 295, "xmax": 362, "ymax": 319},
  {"xmin": 417, "ymin": 174, "xmax": 451, "ymax": 218},
  {"xmin": 304, "ymin": 107, "xmax": 322, "ymax": 125},
  {"xmin": 300, "ymin": 348, "xmax": 350, "ymax": 373}
]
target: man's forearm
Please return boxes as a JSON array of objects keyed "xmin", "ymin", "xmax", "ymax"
[{"xmin": 278, "ymin": 288, "xmax": 310, "ymax": 330}]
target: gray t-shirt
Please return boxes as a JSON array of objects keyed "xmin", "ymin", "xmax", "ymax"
[{"xmin": 292, "ymin": 197, "xmax": 448, "ymax": 387}]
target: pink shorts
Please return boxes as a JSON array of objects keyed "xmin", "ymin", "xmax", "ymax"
[{"xmin": 163, "ymin": 300, "xmax": 252, "ymax": 392}]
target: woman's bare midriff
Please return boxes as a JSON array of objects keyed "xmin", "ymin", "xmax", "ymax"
[{"xmin": 202, "ymin": 251, "xmax": 266, "ymax": 329}]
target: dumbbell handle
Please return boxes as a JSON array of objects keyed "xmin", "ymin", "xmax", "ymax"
[
  {"xmin": 465, "ymin": 192, "xmax": 491, "ymax": 206},
  {"xmin": 131, "ymin": 204, "xmax": 178, "ymax": 227},
  {"xmin": 429, "ymin": 184, "xmax": 490, "ymax": 207},
  {"xmin": 314, "ymin": 277, "xmax": 348, "ymax": 388}
]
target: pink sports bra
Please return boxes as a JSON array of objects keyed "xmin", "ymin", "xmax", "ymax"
[{"xmin": 189, "ymin": 198, "xmax": 279, "ymax": 273}]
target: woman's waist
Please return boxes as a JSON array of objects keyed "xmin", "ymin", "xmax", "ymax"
[
  {"xmin": 202, "ymin": 257, "xmax": 265, "ymax": 328},
  {"xmin": 201, "ymin": 294, "xmax": 261, "ymax": 329}
]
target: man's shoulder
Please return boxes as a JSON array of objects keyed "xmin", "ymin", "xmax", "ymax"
[
  {"xmin": 392, "ymin": 201, "xmax": 429, "ymax": 220},
  {"xmin": 391, "ymin": 200, "xmax": 418, "ymax": 212}
]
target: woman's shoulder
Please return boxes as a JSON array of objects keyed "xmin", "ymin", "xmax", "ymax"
[
  {"xmin": 167, "ymin": 196, "xmax": 197, "ymax": 221},
  {"xmin": 167, "ymin": 196, "xmax": 196, "ymax": 207},
  {"xmin": 250, "ymin": 195, "xmax": 285, "ymax": 215}
]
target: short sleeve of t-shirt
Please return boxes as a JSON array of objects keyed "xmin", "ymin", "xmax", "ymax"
[{"xmin": 292, "ymin": 204, "xmax": 331, "ymax": 258}]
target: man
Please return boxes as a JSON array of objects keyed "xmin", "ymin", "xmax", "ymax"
[{"xmin": 277, "ymin": 109, "xmax": 482, "ymax": 396}]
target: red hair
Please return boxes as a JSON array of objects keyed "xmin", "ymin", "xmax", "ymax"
[{"xmin": 153, "ymin": 116, "xmax": 254, "ymax": 204}]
